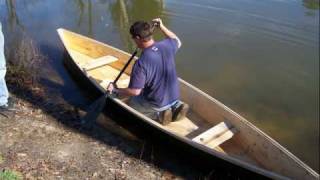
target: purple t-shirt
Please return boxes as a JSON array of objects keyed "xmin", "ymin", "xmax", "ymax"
[{"xmin": 129, "ymin": 38, "xmax": 180, "ymax": 108}]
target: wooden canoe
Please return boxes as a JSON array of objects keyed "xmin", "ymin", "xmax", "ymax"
[{"xmin": 57, "ymin": 28, "xmax": 319, "ymax": 180}]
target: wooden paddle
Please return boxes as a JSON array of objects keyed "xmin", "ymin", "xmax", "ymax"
[{"xmin": 81, "ymin": 49, "xmax": 138, "ymax": 125}]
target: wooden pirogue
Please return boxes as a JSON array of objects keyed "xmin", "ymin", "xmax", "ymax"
[{"xmin": 57, "ymin": 28, "xmax": 319, "ymax": 180}]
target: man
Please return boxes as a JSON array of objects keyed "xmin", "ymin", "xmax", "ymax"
[
  {"xmin": 0, "ymin": 21, "xmax": 14, "ymax": 116},
  {"xmin": 108, "ymin": 18, "xmax": 188, "ymax": 125}
]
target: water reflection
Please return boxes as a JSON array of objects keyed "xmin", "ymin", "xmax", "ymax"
[
  {"xmin": 5, "ymin": 0, "xmax": 24, "ymax": 30},
  {"xmin": 74, "ymin": 0, "xmax": 85, "ymax": 30},
  {"xmin": 0, "ymin": 0, "xmax": 318, "ymax": 172},
  {"xmin": 303, "ymin": 0, "xmax": 319, "ymax": 16},
  {"xmin": 109, "ymin": 0, "xmax": 165, "ymax": 51},
  {"xmin": 73, "ymin": 0, "xmax": 95, "ymax": 36},
  {"xmin": 303, "ymin": 0, "xmax": 320, "ymax": 9}
]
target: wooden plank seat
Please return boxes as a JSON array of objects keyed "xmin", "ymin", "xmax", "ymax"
[
  {"xmin": 192, "ymin": 121, "xmax": 237, "ymax": 148},
  {"xmin": 82, "ymin": 55, "xmax": 118, "ymax": 71}
]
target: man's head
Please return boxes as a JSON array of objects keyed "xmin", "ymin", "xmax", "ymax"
[{"xmin": 130, "ymin": 21, "xmax": 154, "ymax": 48}]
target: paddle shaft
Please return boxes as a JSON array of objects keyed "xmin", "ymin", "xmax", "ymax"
[
  {"xmin": 81, "ymin": 49, "xmax": 138, "ymax": 124},
  {"xmin": 113, "ymin": 49, "xmax": 138, "ymax": 85}
]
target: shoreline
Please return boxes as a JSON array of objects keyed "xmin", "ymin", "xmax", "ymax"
[
  {"xmin": 0, "ymin": 93, "xmax": 184, "ymax": 179},
  {"xmin": 0, "ymin": 34, "xmax": 186, "ymax": 179}
]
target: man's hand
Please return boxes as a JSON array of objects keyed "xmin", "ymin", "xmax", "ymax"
[
  {"xmin": 107, "ymin": 83, "xmax": 141, "ymax": 97},
  {"xmin": 152, "ymin": 17, "xmax": 181, "ymax": 48},
  {"xmin": 152, "ymin": 18, "xmax": 163, "ymax": 28},
  {"xmin": 107, "ymin": 82, "xmax": 117, "ymax": 94}
]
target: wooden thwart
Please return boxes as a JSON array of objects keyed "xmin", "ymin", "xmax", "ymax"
[
  {"xmin": 82, "ymin": 55, "xmax": 118, "ymax": 71},
  {"xmin": 192, "ymin": 121, "xmax": 237, "ymax": 148}
]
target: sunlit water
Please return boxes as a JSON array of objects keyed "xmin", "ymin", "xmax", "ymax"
[{"xmin": 0, "ymin": 0, "xmax": 318, "ymax": 171}]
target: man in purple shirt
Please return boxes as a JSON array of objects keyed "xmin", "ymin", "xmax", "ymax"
[{"xmin": 108, "ymin": 18, "xmax": 188, "ymax": 125}]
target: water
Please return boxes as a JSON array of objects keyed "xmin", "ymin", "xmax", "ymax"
[{"xmin": 0, "ymin": 0, "xmax": 318, "ymax": 172}]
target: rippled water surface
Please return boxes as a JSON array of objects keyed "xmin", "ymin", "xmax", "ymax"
[{"xmin": 0, "ymin": 0, "xmax": 319, "ymax": 171}]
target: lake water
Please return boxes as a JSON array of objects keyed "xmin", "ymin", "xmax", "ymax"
[{"xmin": 0, "ymin": 0, "xmax": 319, "ymax": 172}]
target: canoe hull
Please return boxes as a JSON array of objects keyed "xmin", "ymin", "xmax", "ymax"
[
  {"xmin": 58, "ymin": 28, "xmax": 319, "ymax": 180},
  {"xmin": 63, "ymin": 50, "xmax": 269, "ymax": 179}
]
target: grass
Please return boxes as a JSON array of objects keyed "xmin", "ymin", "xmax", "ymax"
[
  {"xmin": 0, "ymin": 170, "xmax": 22, "ymax": 180},
  {"xmin": 0, "ymin": 154, "xmax": 21, "ymax": 180}
]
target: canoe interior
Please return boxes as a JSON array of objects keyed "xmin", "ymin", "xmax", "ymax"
[{"xmin": 58, "ymin": 28, "xmax": 319, "ymax": 180}]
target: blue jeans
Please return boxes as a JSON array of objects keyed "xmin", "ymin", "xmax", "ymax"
[
  {"xmin": 129, "ymin": 95, "xmax": 178, "ymax": 120},
  {"xmin": 0, "ymin": 22, "xmax": 9, "ymax": 106}
]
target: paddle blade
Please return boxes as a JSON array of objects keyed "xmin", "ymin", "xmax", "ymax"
[{"xmin": 81, "ymin": 94, "xmax": 108, "ymax": 125}]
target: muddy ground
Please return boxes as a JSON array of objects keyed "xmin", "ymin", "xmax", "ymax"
[
  {"xmin": 0, "ymin": 89, "xmax": 240, "ymax": 180},
  {"xmin": 0, "ymin": 69, "xmax": 213, "ymax": 180},
  {"xmin": 0, "ymin": 94, "xmax": 189, "ymax": 180}
]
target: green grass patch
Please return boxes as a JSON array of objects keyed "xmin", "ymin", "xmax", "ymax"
[{"xmin": 0, "ymin": 170, "xmax": 22, "ymax": 180}]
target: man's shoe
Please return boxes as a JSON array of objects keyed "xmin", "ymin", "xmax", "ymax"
[
  {"xmin": 1, "ymin": 99, "xmax": 17, "ymax": 112},
  {"xmin": 0, "ymin": 104, "xmax": 10, "ymax": 111},
  {"xmin": 172, "ymin": 103, "xmax": 189, "ymax": 121},
  {"xmin": 7, "ymin": 97, "xmax": 17, "ymax": 108},
  {"xmin": 0, "ymin": 105, "xmax": 14, "ymax": 118},
  {"xmin": 0, "ymin": 96, "xmax": 18, "ymax": 109},
  {"xmin": 158, "ymin": 108, "xmax": 172, "ymax": 125}
]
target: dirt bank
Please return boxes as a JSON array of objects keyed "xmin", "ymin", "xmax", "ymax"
[
  {"xmin": 0, "ymin": 33, "xmax": 186, "ymax": 180},
  {"xmin": 0, "ymin": 96, "xmax": 185, "ymax": 180}
]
